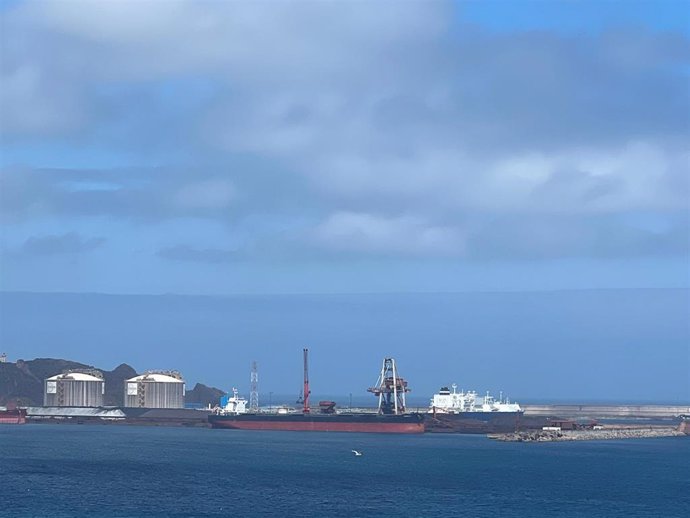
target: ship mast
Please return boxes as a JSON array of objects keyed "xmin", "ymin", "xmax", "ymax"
[{"xmin": 303, "ymin": 348, "xmax": 310, "ymax": 414}]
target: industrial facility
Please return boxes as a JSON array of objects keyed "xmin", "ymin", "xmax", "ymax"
[
  {"xmin": 124, "ymin": 371, "xmax": 185, "ymax": 409},
  {"xmin": 44, "ymin": 370, "xmax": 105, "ymax": 407}
]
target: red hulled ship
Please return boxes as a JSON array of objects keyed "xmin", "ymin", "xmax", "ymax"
[
  {"xmin": 209, "ymin": 351, "xmax": 425, "ymax": 434},
  {"xmin": 0, "ymin": 407, "xmax": 27, "ymax": 425}
]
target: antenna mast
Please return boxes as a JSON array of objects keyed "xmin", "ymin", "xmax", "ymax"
[
  {"xmin": 250, "ymin": 361, "xmax": 259, "ymax": 412},
  {"xmin": 303, "ymin": 348, "xmax": 310, "ymax": 414}
]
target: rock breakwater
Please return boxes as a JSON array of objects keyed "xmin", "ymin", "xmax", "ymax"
[{"xmin": 489, "ymin": 427, "xmax": 686, "ymax": 442}]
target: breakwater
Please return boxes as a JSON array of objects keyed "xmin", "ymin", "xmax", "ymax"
[
  {"xmin": 522, "ymin": 404, "xmax": 689, "ymax": 419},
  {"xmin": 490, "ymin": 426, "xmax": 686, "ymax": 442}
]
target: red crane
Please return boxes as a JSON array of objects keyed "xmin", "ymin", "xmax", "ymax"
[{"xmin": 303, "ymin": 348, "xmax": 311, "ymax": 414}]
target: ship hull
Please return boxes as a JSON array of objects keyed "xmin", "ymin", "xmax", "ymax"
[
  {"xmin": 0, "ymin": 409, "xmax": 27, "ymax": 425},
  {"xmin": 426, "ymin": 411, "xmax": 536, "ymax": 434},
  {"xmin": 209, "ymin": 413, "xmax": 425, "ymax": 434}
]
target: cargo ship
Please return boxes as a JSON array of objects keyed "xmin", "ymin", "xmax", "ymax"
[
  {"xmin": 426, "ymin": 384, "xmax": 525, "ymax": 433},
  {"xmin": 209, "ymin": 352, "xmax": 425, "ymax": 434},
  {"xmin": 0, "ymin": 407, "xmax": 27, "ymax": 425}
]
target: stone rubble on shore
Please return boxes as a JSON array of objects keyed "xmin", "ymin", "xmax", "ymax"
[{"xmin": 489, "ymin": 427, "xmax": 686, "ymax": 442}]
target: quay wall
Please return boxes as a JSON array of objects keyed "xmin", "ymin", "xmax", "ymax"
[{"xmin": 522, "ymin": 404, "xmax": 690, "ymax": 418}]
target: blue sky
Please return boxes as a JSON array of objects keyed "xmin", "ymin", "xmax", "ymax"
[
  {"xmin": 0, "ymin": 1, "xmax": 688, "ymax": 400},
  {"xmin": 462, "ymin": 0, "xmax": 689, "ymax": 34},
  {"xmin": 2, "ymin": 289, "xmax": 688, "ymax": 402}
]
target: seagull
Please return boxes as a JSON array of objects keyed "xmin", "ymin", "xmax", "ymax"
[{"xmin": 351, "ymin": 450, "xmax": 363, "ymax": 456}]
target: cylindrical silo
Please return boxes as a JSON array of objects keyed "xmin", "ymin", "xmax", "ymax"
[
  {"xmin": 44, "ymin": 371, "xmax": 105, "ymax": 407},
  {"xmin": 124, "ymin": 371, "xmax": 185, "ymax": 409}
]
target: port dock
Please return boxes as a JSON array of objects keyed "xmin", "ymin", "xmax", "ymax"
[{"xmin": 522, "ymin": 404, "xmax": 690, "ymax": 419}]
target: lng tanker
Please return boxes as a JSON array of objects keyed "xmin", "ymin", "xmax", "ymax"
[
  {"xmin": 426, "ymin": 384, "xmax": 525, "ymax": 433},
  {"xmin": 209, "ymin": 353, "xmax": 425, "ymax": 434}
]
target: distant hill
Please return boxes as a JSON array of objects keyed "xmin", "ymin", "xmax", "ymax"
[
  {"xmin": 104, "ymin": 363, "xmax": 138, "ymax": 405},
  {"xmin": 1, "ymin": 358, "xmax": 91, "ymax": 406},
  {"xmin": 185, "ymin": 383, "xmax": 224, "ymax": 408},
  {"xmin": 0, "ymin": 358, "xmax": 136, "ymax": 406},
  {"xmin": 0, "ymin": 357, "xmax": 225, "ymax": 408}
]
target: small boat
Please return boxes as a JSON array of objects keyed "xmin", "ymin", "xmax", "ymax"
[{"xmin": 0, "ymin": 407, "xmax": 27, "ymax": 425}]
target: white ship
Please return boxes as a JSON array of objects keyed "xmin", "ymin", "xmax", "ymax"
[
  {"xmin": 218, "ymin": 388, "xmax": 248, "ymax": 415},
  {"xmin": 429, "ymin": 384, "xmax": 522, "ymax": 414}
]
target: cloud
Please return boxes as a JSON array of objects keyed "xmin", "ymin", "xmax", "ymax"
[
  {"xmin": 1, "ymin": 1, "xmax": 688, "ymax": 265},
  {"xmin": 174, "ymin": 179, "xmax": 236, "ymax": 210},
  {"xmin": 1, "ymin": 1, "xmax": 444, "ymax": 137},
  {"xmin": 312, "ymin": 211, "xmax": 465, "ymax": 257},
  {"xmin": 157, "ymin": 244, "xmax": 237, "ymax": 264},
  {"xmin": 466, "ymin": 213, "xmax": 690, "ymax": 260},
  {"xmin": 0, "ymin": 167, "xmax": 235, "ymax": 223},
  {"xmin": 22, "ymin": 232, "xmax": 105, "ymax": 256},
  {"xmin": 0, "ymin": 163, "xmax": 313, "ymax": 224},
  {"xmin": 0, "ymin": 65, "xmax": 86, "ymax": 136}
]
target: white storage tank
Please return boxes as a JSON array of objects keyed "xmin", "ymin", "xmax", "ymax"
[
  {"xmin": 44, "ymin": 371, "xmax": 105, "ymax": 407},
  {"xmin": 124, "ymin": 371, "xmax": 185, "ymax": 409}
]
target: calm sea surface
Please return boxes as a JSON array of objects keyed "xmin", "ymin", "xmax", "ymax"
[{"xmin": 1, "ymin": 425, "xmax": 688, "ymax": 517}]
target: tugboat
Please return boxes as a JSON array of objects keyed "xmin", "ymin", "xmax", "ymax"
[{"xmin": 0, "ymin": 406, "xmax": 27, "ymax": 425}]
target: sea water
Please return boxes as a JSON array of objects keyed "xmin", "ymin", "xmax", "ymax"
[{"xmin": 1, "ymin": 425, "xmax": 688, "ymax": 517}]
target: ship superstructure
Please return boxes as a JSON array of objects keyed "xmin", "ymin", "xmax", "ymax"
[{"xmin": 218, "ymin": 388, "xmax": 248, "ymax": 415}]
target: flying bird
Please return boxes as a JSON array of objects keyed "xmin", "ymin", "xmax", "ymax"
[{"xmin": 351, "ymin": 450, "xmax": 363, "ymax": 456}]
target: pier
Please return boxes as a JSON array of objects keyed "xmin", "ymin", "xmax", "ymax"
[{"xmin": 522, "ymin": 404, "xmax": 689, "ymax": 419}]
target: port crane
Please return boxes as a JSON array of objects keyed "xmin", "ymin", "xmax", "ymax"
[{"xmin": 367, "ymin": 357, "xmax": 410, "ymax": 415}]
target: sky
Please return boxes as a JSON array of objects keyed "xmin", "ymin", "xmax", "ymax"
[
  {"xmin": 2, "ymin": 289, "xmax": 688, "ymax": 403},
  {"xmin": 1, "ymin": 0, "xmax": 688, "ymax": 294},
  {"xmin": 0, "ymin": 1, "xmax": 688, "ymax": 401}
]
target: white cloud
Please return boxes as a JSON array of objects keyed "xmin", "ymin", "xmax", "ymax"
[
  {"xmin": 313, "ymin": 211, "xmax": 465, "ymax": 257},
  {"xmin": 174, "ymin": 179, "xmax": 236, "ymax": 210},
  {"xmin": 0, "ymin": 64, "xmax": 85, "ymax": 135},
  {"xmin": 10, "ymin": 0, "xmax": 445, "ymax": 82},
  {"xmin": 1, "ymin": 0, "xmax": 688, "ymax": 261}
]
